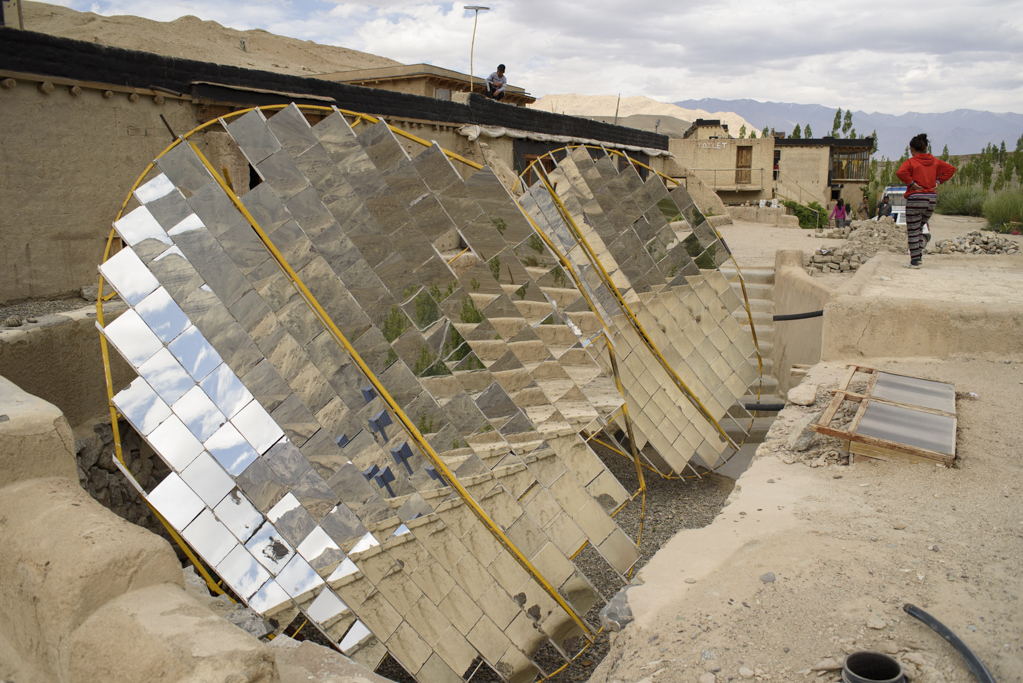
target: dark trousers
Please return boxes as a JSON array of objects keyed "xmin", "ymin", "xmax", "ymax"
[
  {"xmin": 486, "ymin": 84, "xmax": 505, "ymax": 100},
  {"xmin": 906, "ymin": 193, "xmax": 937, "ymax": 262}
]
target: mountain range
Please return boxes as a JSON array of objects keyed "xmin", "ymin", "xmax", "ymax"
[{"xmin": 677, "ymin": 98, "xmax": 1023, "ymax": 159}]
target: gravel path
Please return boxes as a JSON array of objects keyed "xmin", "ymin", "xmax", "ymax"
[{"xmin": 0, "ymin": 297, "xmax": 93, "ymax": 325}]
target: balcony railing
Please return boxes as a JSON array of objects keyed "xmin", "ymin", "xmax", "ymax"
[{"xmin": 688, "ymin": 168, "xmax": 765, "ymax": 190}]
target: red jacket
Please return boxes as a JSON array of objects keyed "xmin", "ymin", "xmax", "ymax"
[{"xmin": 896, "ymin": 154, "xmax": 956, "ymax": 196}]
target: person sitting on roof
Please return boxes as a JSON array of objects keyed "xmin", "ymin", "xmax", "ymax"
[{"xmin": 485, "ymin": 65, "xmax": 507, "ymax": 101}]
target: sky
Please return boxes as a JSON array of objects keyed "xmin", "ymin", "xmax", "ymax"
[{"xmin": 56, "ymin": 0, "xmax": 1023, "ymax": 115}]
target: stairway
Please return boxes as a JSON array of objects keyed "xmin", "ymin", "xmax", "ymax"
[{"xmin": 720, "ymin": 265, "xmax": 780, "ymax": 444}]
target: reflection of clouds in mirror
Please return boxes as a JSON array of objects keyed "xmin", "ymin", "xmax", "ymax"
[
  {"xmin": 181, "ymin": 509, "xmax": 236, "ymax": 566},
  {"xmin": 99, "ymin": 247, "xmax": 160, "ymax": 305},
  {"xmin": 135, "ymin": 287, "xmax": 189, "ymax": 343},
  {"xmin": 139, "ymin": 348, "xmax": 194, "ymax": 405},
  {"xmin": 200, "ymin": 363, "xmax": 254, "ymax": 419},
  {"xmin": 102, "ymin": 308, "xmax": 164, "ymax": 367},
  {"xmin": 249, "ymin": 579, "xmax": 292, "ymax": 615},
  {"xmin": 204, "ymin": 423, "xmax": 259, "ymax": 476},
  {"xmin": 306, "ymin": 588, "xmax": 350, "ymax": 623},
  {"xmin": 233, "ymin": 400, "xmax": 285, "ymax": 454},
  {"xmin": 349, "ymin": 532, "xmax": 379, "ymax": 554},
  {"xmin": 181, "ymin": 451, "xmax": 236, "ymax": 507},
  {"xmin": 214, "ymin": 489, "xmax": 263, "ymax": 543},
  {"xmin": 112, "ymin": 377, "xmax": 171, "ymax": 436},
  {"xmin": 134, "ymin": 173, "xmax": 176, "ymax": 205},
  {"xmin": 114, "ymin": 205, "xmax": 172, "ymax": 248},
  {"xmin": 276, "ymin": 554, "xmax": 325, "ymax": 598},
  {"xmin": 216, "ymin": 545, "xmax": 270, "ymax": 600},
  {"xmin": 169, "ymin": 325, "xmax": 223, "ymax": 382},
  {"xmin": 146, "ymin": 472, "xmax": 205, "ymax": 529},
  {"xmin": 173, "ymin": 385, "xmax": 227, "ymax": 442},
  {"xmin": 339, "ymin": 620, "xmax": 373, "ymax": 653},
  {"xmin": 147, "ymin": 415, "xmax": 204, "ymax": 471}
]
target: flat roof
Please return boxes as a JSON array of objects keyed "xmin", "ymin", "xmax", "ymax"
[
  {"xmin": 775, "ymin": 137, "xmax": 874, "ymax": 149},
  {"xmin": 316, "ymin": 63, "xmax": 529, "ymax": 95}
]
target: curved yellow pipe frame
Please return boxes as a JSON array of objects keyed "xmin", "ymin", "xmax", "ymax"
[{"xmin": 97, "ymin": 104, "xmax": 591, "ymax": 637}]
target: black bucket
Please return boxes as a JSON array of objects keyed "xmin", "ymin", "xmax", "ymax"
[{"xmin": 842, "ymin": 652, "xmax": 905, "ymax": 683}]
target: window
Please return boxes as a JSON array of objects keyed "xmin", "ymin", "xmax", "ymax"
[
  {"xmin": 523, "ymin": 154, "xmax": 557, "ymax": 187},
  {"xmin": 832, "ymin": 148, "xmax": 869, "ymax": 181},
  {"xmin": 434, "ymin": 87, "xmax": 451, "ymax": 101}
]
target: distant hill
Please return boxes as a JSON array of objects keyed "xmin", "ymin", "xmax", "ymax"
[
  {"xmin": 676, "ymin": 98, "xmax": 1023, "ymax": 159},
  {"xmin": 21, "ymin": 1, "xmax": 401, "ymax": 76},
  {"xmin": 531, "ymin": 95, "xmax": 756, "ymax": 137},
  {"xmin": 580, "ymin": 114, "xmax": 692, "ymax": 138}
]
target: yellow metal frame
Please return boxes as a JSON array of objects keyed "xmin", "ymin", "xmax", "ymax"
[
  {"xmin": 533, "ymin": 167, "xmax": 738, "ymax": 451},
  {"xmin": 97, "ymin": 104, "xmax": 599, "ymax": 638}
]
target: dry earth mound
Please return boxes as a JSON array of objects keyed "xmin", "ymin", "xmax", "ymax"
[{"xmin": 22, "ymin": 1, "xmax": 402, "ymax": 76}]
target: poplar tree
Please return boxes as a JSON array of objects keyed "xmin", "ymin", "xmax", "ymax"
[{"xmin": 791, "ymin": 124, "xmax": 802, "ymax": 139}]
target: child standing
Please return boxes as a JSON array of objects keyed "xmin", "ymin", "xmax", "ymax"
[{"xmin": 896, "ymin": 134, "xmax": 956, "ymax": 268}]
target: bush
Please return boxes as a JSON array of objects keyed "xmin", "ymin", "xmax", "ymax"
[
  {"xmin": 935, "ymin": 185, "xmax": 986, "ymax": 216},
  {"xmin": 781, "ymin": 200, "xmax": 826, "ymax": 230},
  {"xmin": 983, "ymin": 189, "xmax": 1023, "ymax": 233}
]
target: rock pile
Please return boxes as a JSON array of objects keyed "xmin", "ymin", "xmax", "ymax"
[
  {"xmin": 928, "ymin": 230, "xmax": 1020, "ymax": 255},
  {"xmin": 803, "ymin": 245, "xmax": 869, "ymax": 273},
  {"xmin": 805, "ymin": 217, "xmax": 909, "ymax": 273},
  {"xmin": 75, "ymin": 420, "xmax": 172, "ymax": 539}
]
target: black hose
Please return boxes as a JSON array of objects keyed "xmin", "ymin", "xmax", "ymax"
[
  {"xmin": 745, "ymin": 402, "xmax": 785, "ymax": 412},
  {"xmin": 773, "ymin": 310, "xmax": 824, "ymax": 321},
  {"xmin": 903, "ymin": 604, "xmax": 996, "ymax": 683}
]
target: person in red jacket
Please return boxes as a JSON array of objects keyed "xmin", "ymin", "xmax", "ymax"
[{"xmin": 896, "ymin": 133, "xmax": 956, "ymax": 268}]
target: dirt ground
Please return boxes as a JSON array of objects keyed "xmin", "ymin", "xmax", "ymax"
[
  {"xmin": 589, "ymin": 359, "xmax": 1023, "ymax": 683},
  {"xmin": 718, "ymin": 215, "xmax": 1017, "ymax": 269}
]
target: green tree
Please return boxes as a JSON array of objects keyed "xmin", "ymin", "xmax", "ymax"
[
  {"xmin": 804, "ymin": 123, "xmax": 813, "ymax": 138},
  {"xmin": 849, "ymin": 128, "xmax": 857, "ymax": 139},
  {"xmin": 762, "ymin": 126, "xmax": 769, "ymax": 137},
  {"xmin": 831, "ymin": 108, "xmax": 842, "ymax": 136},
  {"xmin": 999, "ymin": 141, "xmax": 1007, "ymax": 164},
  {"xmin": 870, "ymin": 129, "xmax": 878, "ymax": 155},
  {"xmin": 940, "ymin": 145, "xmax": 950, "ymax": 162},
  {"xmin": 791, "ymin": 124, "xmax": 802, "ymax": 139},
  {"xmin": 842, "ymin": 109, "xmax": 853, "ymax": 136},
  {"xmin": 738, "ymin": 124, "xmax": 746, "ymax": 138},
  {"xmin": 750, "ymin": 130, "xmax": 757, "ymax": 139}
]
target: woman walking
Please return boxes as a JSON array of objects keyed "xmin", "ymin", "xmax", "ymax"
[
  {"xmin": 829, "ymin": 199, "xmax": 847, "ymax": 229},
  {"xmin": 896, "ymin": 134, "xmax": 956, "ymax": 268}
]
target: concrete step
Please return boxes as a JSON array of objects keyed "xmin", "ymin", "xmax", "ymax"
[
  {"xmin": 719, "ymin": 267, "xmax": 775, "ymax": 286},
  {"xmin": 734, "ymin": 310, "xmax": 774, "ymax": 328},
  {"xmin": 746, "ymin": 298, "xmax": 775, "ymax": 314},
  {"xmin": 731, "ymin": 282, "xmax": 775, "ymax": 302}
]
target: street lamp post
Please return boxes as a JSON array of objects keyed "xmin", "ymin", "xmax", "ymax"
[{"xmin": 464, "ymin": 6, "xmax": 490, "ymax": 95}]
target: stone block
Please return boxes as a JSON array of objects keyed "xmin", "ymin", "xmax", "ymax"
[
  {"xmin": 0, "ymin": 375, "xmax": 78, "ymax": 488},
  {"xmin": 69, "ymin": 584, "xmax": 276, "ymax": 683},
  {"xmin": 0, "ymin": 478, "xmax": 182, "ymax": 680}
]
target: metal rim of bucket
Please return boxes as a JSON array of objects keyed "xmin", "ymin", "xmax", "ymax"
[{"xmin": 841, "ymin": 651, "xmax": 905, "ymax": 683}]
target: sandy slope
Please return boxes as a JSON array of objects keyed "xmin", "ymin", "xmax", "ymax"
[
  {"xmin": 530, "ymin": 94, "xmax": 758, "ymax": 137},
  {"xmin": 592, "ymin": 359, "xmax": 1023, "ymax": 683},
  {"xmin": 21, "ymin": 1, "xmax": 401, "ymax": 76}
]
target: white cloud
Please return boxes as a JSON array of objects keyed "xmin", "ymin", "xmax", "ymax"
[{"xmin": 43, "ymin": 0, "xmax": 1023, "ymax": 113}]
